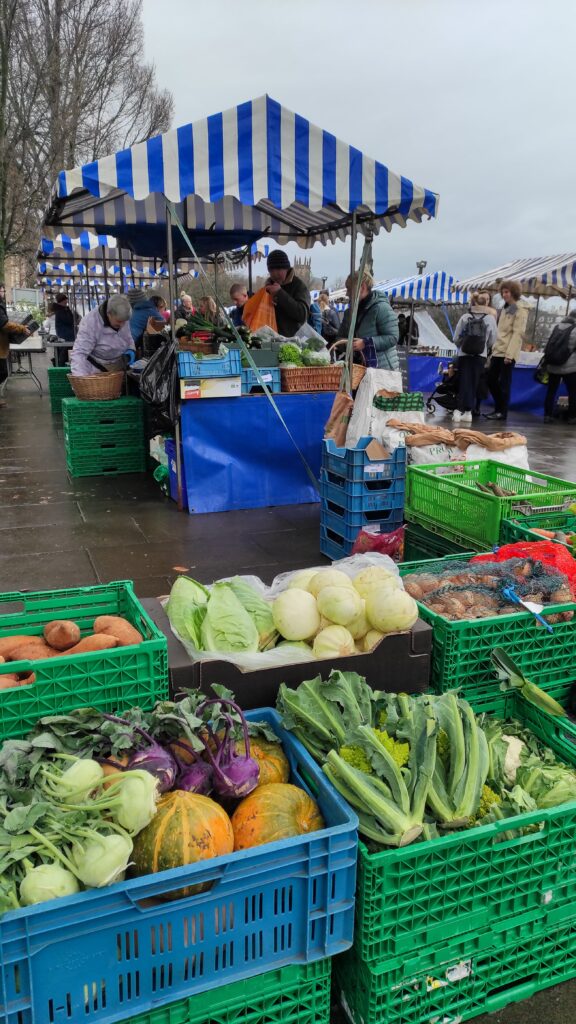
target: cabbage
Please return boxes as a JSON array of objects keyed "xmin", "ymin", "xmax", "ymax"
[
  {"xmin": 366, "ymin": 588, "xmax": 418, "ymax": 633},
  {"xmin": 201, "ymin": 583, "xmax": 259, "ymax": 653},
  {"xmin": 302, "ymin": 348, "xmax": 330, "ymax": 366},
  {"xmin": 277, "ymin": 640, "xmax": 312, "ymax": 652},
  {"xmin": 317, "ymin": 586, "xmax": 363, "ymax": 627},
  {"xmin": 313, "ymin": 625, "xmax": 355, "ymax": 659},
  {"xmin": 166, "ymin": 575, "xmax": 210, "ymax": 648},
  {"xmin": 273, "ymin": 589, "xmax": 320, "ymax": 641},
  {"xmin": 287, "ymin": 569, "xmax": 319, "ymax": 591},
  {"xmin": 70, "ymin": 833, "xmax": 133, "ymax": 887},
  {"xmin": 347, "ymin": 601, "xmax": 370, "ymax": 640},
  {"xmin": 362, "ymin": 629, "xmax": 384, "ymax": 651},
  {"xmin": 225, "ymin": 577, "xmax": 277, "ymax": 650},
  {"xmin": 20, "ymin": 864, "xmax": 80, "ymax": 906},
  {"xmin": 353, "ymin": 566, "xmax": 399, "ymax": 600},
  {"xmin": 308, "ymin": 569, "xmax": 354, "ymax": 598}
]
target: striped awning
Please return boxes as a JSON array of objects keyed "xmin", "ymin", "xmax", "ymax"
[
  {"xmin": 374, "ymin": 271, "xmax": 468, "ymax": 304},
  {"xmin": 456, "ymin": 255, "xmax": 576, "ymax": 299},
  {"xmin": 42, "ymin": 95, "xmax": 439, "ymax": 257}
]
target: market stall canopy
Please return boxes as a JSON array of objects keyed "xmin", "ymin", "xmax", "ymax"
[
  {"xmin": 457, "ymin": 255, "xmax": 576, "ymax": 299},
  {"xmin": 38, "ymin": 233, "xmax": 268, "ymax": 273},
  {"xmin": 37, "ymin": 259, "xmax": 196, "ymax": 279},
  {"xmin": 42, "ymin": 94, "xmax": 439, "ymax": 258},
  {"xmin": 373, "ymin": 271, "xmax": 468, "ymax": 304}
]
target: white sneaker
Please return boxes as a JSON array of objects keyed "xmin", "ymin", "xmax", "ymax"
[
  {"xmin": 460, "ymin": 411, "xmax": 472, "ymax": 423},
  {"xmin": 452, "ymin": 410, "xmax": 462, "ymax": 423}
]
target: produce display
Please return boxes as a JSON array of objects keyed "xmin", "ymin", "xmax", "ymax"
[
  {"xmin": 403, "ymin": 556, "xmax": 574, "ymax": 622},
  {"xmin": 277, "ymin": 342, "xmax": 331, "ymax": 367},
  {"xmin": 0, "ymin": 688, "xmax": 322, "ymax": 916},
  {"xmin": 277, "ymin": 670, "xmax": 576, "ymax": 848},
  {"xmin": 0, "ymin": 615, "xmax": 143, "ymax": 688},
  {"xmin": 166, "ymin": 565, "xmax": 419, "ymax": 662},
  {"xmin": 175, "ymin": 313, "xmax": 253, "ymax": 348}
]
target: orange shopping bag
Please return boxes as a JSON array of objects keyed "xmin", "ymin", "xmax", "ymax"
[{"xmin": 242, "ymin": 287, "xmax": 278, "ymax": 332}]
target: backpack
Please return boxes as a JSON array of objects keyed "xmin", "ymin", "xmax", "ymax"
[
  {"xmin": 544, "ymin": 322, "xmax": 574, "ymax": 366},
  {"xmin": 459, "ymin": 313, "xmax": 488, "ymax": 355}
]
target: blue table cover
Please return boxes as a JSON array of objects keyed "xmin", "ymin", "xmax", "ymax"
[
  {"xmin": 181, "ymin": 393, "xmax": 333, "ymax": 513},
  {"xmin": 407, "ymin": 356, "xmax": 565, "ymax": 414}
]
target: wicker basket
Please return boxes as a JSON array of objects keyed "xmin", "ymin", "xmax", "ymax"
[
  {"xmin": 67, "ymin": 372, "xmax": 124, "ymax": 401},
  {"xmin": 178, "ymin": 336, "xmax": 219, "ymax": 355},
  {"xmin": 280, "ymin": 366, "xmax": 342, "ymax": 392}
]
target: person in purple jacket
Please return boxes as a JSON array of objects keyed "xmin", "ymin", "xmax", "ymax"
[{"xmin": 70, "ymin": 294, "xmax": 135, "ymax": 376}]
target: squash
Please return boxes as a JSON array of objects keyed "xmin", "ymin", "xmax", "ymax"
[
  {"xmin": 247, "ymin": 738, "xmax": 290, "ymax": 787},
  {"xmin": 130, "ymin": 790, "xmax": 234, "ymax": 897},
  {"xmin": 231, "ymin": 783, "xmax": 324, "ymax": 851}
]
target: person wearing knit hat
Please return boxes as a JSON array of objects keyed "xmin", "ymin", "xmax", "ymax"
[
  {"xmin": 127, "ymin": 287, "xmax": 146, "ymax": 308},
  {"xmin": 265, "ymin": 249, "xmax": 310, "ymax": 337}
]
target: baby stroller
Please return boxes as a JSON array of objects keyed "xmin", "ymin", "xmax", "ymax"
[{"xmin": 426, "ymin": 360, "xmax": 459, "ymax": 413}]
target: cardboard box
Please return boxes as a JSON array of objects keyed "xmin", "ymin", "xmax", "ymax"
[
  {"xmin": 141, "ymin": 599, "xmax": 432, "ymax": 709},
  {"xmin": 180, "ymin": 377, "xmax": 241, "ymax": 400}
]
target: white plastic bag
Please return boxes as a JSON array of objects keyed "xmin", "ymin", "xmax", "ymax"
[
  {"xmin": 465, "ymin": 443, "xmax": 529, "ymax": 469},
  {"xmin": 160, "ymin": 553, "xmax": 400, "ymax": 671},
  {"xmin": 345, "ymin": 368, "xmax": 404, "ymax": 447},
  {"xmin": 409, "ymin": 443, "xmax": 460, "ymax": 465},
  {"xmin": 370, "ymin": 409, "xmax": 426, "ymax": 452}
]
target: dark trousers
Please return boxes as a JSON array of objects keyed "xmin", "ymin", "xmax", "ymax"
[
  {"xmin": 457, "ymin": 355, "xmax": 484, "ymax": 412},
  {"xmin": 487, "ymin": 356, "xmax": 514, "ymax": 415},
  {"xmin": 545, "ymin": 372, "xmax": 576, "ymax": 419},
  {"xmin": 0, "ymin": 358, "xmax": 8, "ymax": 384}
]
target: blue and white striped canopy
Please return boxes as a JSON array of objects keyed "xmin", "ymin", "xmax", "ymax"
[
  {"xmin": 43, "ymin": 95, "xmax": 439, "ymax": 256},
  {"xmin": 457, "ymin": 255, "xmax": 576, "ymax": 299},
  {"xmin": 374, "ymin": 271, "xmax": 468, "ymax": 304},
  {"xmin": 40, "ymin": 232, "xmax": 118, "ymax": 256}
]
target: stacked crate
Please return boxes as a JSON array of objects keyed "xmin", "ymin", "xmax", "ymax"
[
  {"xmin": 47, "ymin": 366, "xmax": 73, "ymax": 414},
  {"xmin": 62, "ymin": 396, "xmax": 146, "ymax": 477},
  {"xmin": 320, "ymin": 437, "xmax": 406, "ymax": 559}
]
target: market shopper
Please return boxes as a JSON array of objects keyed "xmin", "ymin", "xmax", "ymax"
[
  {"xmin": 543, "ymin": 309, "xmax": 576, "ymax": 423},
  {"xmin": 334, "ymin": 271, "xmax": 399, "ymax": 370},
  {"xmin": 452, "ymin": 292, "xmax": 497, "ymax": 423},
  {"xmin": 318, "ymin": 290, "xmax": 340, "ymax": 342},
  {"xmin": 176, "ymin": 293, "xmax": 195, "ymax": 320},
  {"xmin": 486, "ymin": 280, "xmax": 528, "ymax": 420},
  {"xmin": 0, "ymin": 282, "xmax": 30, "ymax": 404},
  {"xmin": 70, "ymin": 294, "xmax": 134, "ymax": 376},
  {"xmin": 229, "ymin": 283, "xmax": 248, "ymax": 326},
  {"xmin": 199, "ymin": 295, "xmax": 221, "ymax": 326},
  {"xmin": 265, "ymin": 250, "xmax": 310, "ymax": 336},
  {"xmin": 53, "ymin": 293, "xmax": 79, "ymax": 343},
  {"xmin": 130, "ymin": 290, "xmax": 166, "ymax": 348}
]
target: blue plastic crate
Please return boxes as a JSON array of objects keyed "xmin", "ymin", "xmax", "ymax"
[
  {"xmin": 177, "ymin": 349, "xmax": 242, "ymax": 379},
  {"xmin": 320, "ymin": 524, "xmax": 354, "ymax": 559},
  {"xmin": 241, "ymin": 367, "xmax": 281, "ymax": 394},
  {"xmin": 322, "ymin": 437, "xmax": 406, "ymax": 483},
  {"xmin": 320, "ymin": 472, "xmax": 405, "ymax": 513},
  {"xmin": 0, "ymin": 709, "xmax": 357, "ymax": 1024},
  {"xmin": 320, "ymin": 508, "xmax": 404, "ymax": 549},
  {"xmin": 321, "ymin": 497, "xmax": 405, "ymax": 535}
]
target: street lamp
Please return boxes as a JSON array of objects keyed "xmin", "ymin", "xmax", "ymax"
[
  {"xmin": 416, "ymin": 260, "xmax": 427, "ymax": 276},
  {"xmin": 408, "ymin": 261, "xmax": 427, "ymax": 345}
]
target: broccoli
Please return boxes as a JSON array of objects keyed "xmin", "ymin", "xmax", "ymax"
[
  {"xmin": 436, "ymin": 728, "xmax": 450, "ymax": 769},
  {"xmin": 339, "ymin": 745, "xmax": 372, "ymax": 774},
  {"xmin": 468, "ymin": 785, "xmax": 501, "ymax": 827},
  {"xmin": 339, "ymin": 729, "xmax": 409, "ymax": 775}
]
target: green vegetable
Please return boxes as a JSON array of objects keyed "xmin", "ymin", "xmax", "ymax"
[
  {"xmin": 166, "ymin": 576, "xmax": 209, "ymax": 648},
  {"xmin": 224, "ymin": 577, "xmax": 278, "ymax": 651},
  {"xmin": 425, "ymin": 694, "xmax": 489, "ymax": 825},
  {"xmin": 278, "ymin": 342, "xmax": 303, "ymax": 366},
  {"xmin": 200, "ymin": 583, "xmax": 259, "ymax": 653},
  {"xmin": 340, "ymin": 730, "xmax": 409, "ymax": 773},
  {"xmin": 302, "ymin": 348, "xmax": 330, "ymax": 366},
  {"xmin": 69, "ymin": 833, "xmax": 133, "ymax": 887},
  {"xmin": 491, "ymin": 649, "xmax": 567, "ymax": 717},
  {"xmin": 19, "ymin": 862, "xmax": 80, "ymax": 906},
  {"xmin": 516, "ymin": 757, "xmax": 576, "ymax": 809},
  {"xmin": 277, "ymin": 671, "xmax": 375, "ymax": 762}
]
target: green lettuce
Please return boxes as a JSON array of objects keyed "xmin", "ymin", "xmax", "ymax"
[
  {"xmin": 166, "ymin": 576, "xmax": 209, "ymax": 648},
  {"xmin": 200, "ymin": 583, "xmax": 259, "ymax": 653},
  {"xmin": 225, "ymin": 577, "xmax": 278, "ymax": 650}
]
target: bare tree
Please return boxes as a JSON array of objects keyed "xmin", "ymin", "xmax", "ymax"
[{"xmin": 0, "ymin": 0, "xmax": 173, "ymax": 280}]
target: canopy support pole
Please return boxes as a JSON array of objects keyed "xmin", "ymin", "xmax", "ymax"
[
  {"xmin": 102, "ymin": 256, "xmax": 109, "ymax": 299},
  {"xmin": 531, "ymin": 295, "xmax": 540, "ymax": 343},
  {"xmin": 117, "ymin": 250, "xmax": 124, "ymax": 293},
  {"xmin": 350, "ymin": 211, "xmax": 357, "ymax": 275},
  {"xmin": 165, "ymin": 199, "xmax": 183, "ymax": 511},
  {"xmin": 248, "ymin": 250, "xmax": 253, "ymax": 295},
  {"xmin": 566, "ymin": 286, "xmax": 572, "ymax": 315}
]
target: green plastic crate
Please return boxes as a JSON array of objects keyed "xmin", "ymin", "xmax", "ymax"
[
  {"xmin": 501, "ymin": 510, "xmax": 576, "ymax": 547},
  {"xmin": 65, "ymin": 444, "xmax": 147, "ymax": 478},
  {"xmin": 47, "ymin": 367, "xmax": 73, "ymax": 414},
  {"xmin": 118, "ymin": 960, "xmax": 331, "ymax": 1024},
  {"xmin": 336, "ymin": 916, "xmax": 576, "ymax": 1024},
  {"xmin": 0, "ymin": 581, "xmax": 168, "ymax": 740},
  {"xmin": 405, "ymin": 460, "xmax": 576, "ymax": 549},
  {"xmin": 62, "ymin": 396, "xmax": 144, "ymax": 430},
  {"xmin": 372, "ymin": 392, "xmax": 424, "ymax": 412},
  {"xmin": 399, "ymin": 553, "xmax": 576, "ymax": 703},
  {"xmin": 353, "ymin": 689, "xmax": 576, "ymax": 968},
  {"xmin": 403, "ymin": 521, "xmax": 474, "ymax": 562}
]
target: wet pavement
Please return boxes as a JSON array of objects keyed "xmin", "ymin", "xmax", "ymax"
[{"xmin": 1, "ymin": 353, "xmax": 576, "ymax": 1021}]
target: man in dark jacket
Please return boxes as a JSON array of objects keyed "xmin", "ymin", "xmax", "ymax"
[{"xmin": 265, "ymin": 250, "xmax": 310, "ymax": 336}]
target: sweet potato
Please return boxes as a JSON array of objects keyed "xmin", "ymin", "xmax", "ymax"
[
  {"xmin": 0, "ymin": 673, "xmax": 22, "ymax": 688},
  {"xmin": 18, "ymin": 672, "xmax": 36, "ymax": 686},
  {"xmin": 0, "ymin": 635, "xmax": 35, "ymax": 658},
  {"xmin": 62, "ymin": 634, "xmax": 119, "ymax": 656},
  {"xmin": 6, "ymin": 640, "xmax": 57, "ymax": 662},
  {"xmin": 93, "ymin": 615, "xmax": 143, "ymax": 647},
  {"xmin": 43, "ymin": 620, "xmax": 81, "ymax": 651}
]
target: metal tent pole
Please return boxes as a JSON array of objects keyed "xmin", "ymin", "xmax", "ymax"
[
  {"xmin": 566, "ymin": 286, "xmax": 572, "ymax": 315},
  {"xmin": 531, "ymin": 295, "xmax": 540, "ymax": 343},
  {"xmin": 166, "ymin": 201, "xmax": 183, "ymax": 511},
  {"xmin": 248, "ymin": 250, "xmax": 253, "ymax": 295},
  {"xmin": 350, "ymin": 211, "xmax": 357, "ymax": 276},
  {"xmin": 102, "ymin": 256, "xmax": 109, "ymax": 299},
  {"xmin": 118, "ymin": 250, "xmax": 124, "ymax": 293}
]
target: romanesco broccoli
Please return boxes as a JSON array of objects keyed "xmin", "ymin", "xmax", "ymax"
[
  {"xmin": 339, "ymin": 745, "xmax": 372, "ymax": 773},
  {"xmin": 436, "ymin": 728, "xmax": 450, "ymax": 769},
  {"xmin": 468, "ymin": 785, "xmax": 501, "ymax": 827},
  {"xmin": 339, "ymin": 729, "xmax": 409, "ymax": 774}
]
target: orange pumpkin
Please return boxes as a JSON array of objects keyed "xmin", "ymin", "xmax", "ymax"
[
  {"xmin": 131, "ymin": 790, "xmax": 234, "ymax": 897},
  {"xmin": 231, "ymin": 783, "xmax": 324, "ymax": 851},
  {"xmin": 243, "ymin": 737, "xmax": 290, "ymax": 787}
]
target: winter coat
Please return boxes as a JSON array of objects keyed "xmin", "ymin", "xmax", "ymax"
[
  {"xmin": 270, "ymin": 270, "xmax": 310, "ymax": 336},
  {"xmin": 453, "ymin": 305, "xmax": 497, "ymax": 359},
  {"xmin": 308, "ymin": 301, "xmax": 323, "ymax": 334},
  {"xmin": 337, "ymin": 290, "xmax": 399, "ymax": 371},
  {"xmin": 70, "ymin": 302, "xmax": 134, "ymax": 376},
  {"xmin": 0, "ymin": 301, "xmax": 28, "ymax": 359},
  {"xmin": 492, "ymin": 299, "xmax": 529, "ymax": 361},
  {"xmin": 130, "ymin": 300, "xmax": 164, "ymax": 344},
  {"xmin": 320, "ymin": 305, "xmax": 340, "ymax": 341},
  {"xmin": 54, "ymin": 304, "xmax": 79, "ymax": 343},
  {"xmin": 546, "ymin": 315, "xmax": 576, "ymax": 375}
]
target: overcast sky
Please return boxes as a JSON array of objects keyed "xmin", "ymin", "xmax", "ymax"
[{"xmin": 141, "ymin": 0, "xmax": 576, "ymax": 287}]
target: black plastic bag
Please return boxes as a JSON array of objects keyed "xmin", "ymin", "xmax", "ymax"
[{"xmin": 139, "ymin": 340, "xmax": 179, "ymax": 432}]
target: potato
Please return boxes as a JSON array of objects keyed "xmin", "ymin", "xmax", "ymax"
[
  {"xmin": 43, "ymin": 620, "xmax": 81, "ymax": 651},
  {"xmin": 93, "ymin": 615, "xmax": 143, "ymax": 647},
  {"xmin": 404, "ymin": 580, "xmax": 423, "ymax": 600},
  {"xmin": 0, "ymin": 635, "xmax": 35, "ymax": 658},
  {"xmin": 18, "ymin": 672, "xmax": 36, "ymax": 686},
  {"xmin": 7, "ymin": 640, "xmax": 57, "ymax": 662},
  {"xmin": 62, "ymin": 634, "xmax": 119, "ymax": 656}
]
